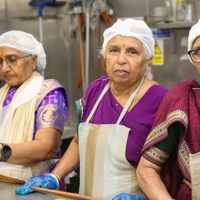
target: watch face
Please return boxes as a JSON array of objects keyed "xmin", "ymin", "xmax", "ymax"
[{"xmin": 2, "ymin": 146, "xmax": 11, "ymax": 158}]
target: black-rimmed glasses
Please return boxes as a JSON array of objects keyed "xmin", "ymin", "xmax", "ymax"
[
  {"xmin": 188, "ymin": 49, "xmax": 200, "ymax": 63},
  {"xmin": 0, "ymin": 54, "xmax": 32, "ymax": 68}
]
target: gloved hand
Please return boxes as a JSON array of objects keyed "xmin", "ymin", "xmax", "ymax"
[
  {"xmin": 15, "ymin": 174, "xmax": 59, "ymax": 195},
  {"xmin": 112, "ymin": 193, "xmax": 145, "ymax": 200}
]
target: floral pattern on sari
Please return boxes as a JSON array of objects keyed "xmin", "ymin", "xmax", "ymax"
[{"xmin": 36, "ymin": 104, "xmax": 66, "ymax": 131}]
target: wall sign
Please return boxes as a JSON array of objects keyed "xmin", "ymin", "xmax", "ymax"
[
  {"xmin": 151, "ymin": 29, "xmax": 171, "ymax": 39},
  {"xmin": 152, "ymin": 39, "xmax": 164, "ymax": 65},
  {"xmin": 151, "ymin": 29, "xmax": 170, "ymax": 66}
]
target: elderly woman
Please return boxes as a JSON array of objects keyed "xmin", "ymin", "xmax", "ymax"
[
  {"xmin": 131, "ymin": 19, "xmax": 200, "ymax": 200},
  {"xmin": 16, "ymin": 18, "xmax": 168, "ymax": 199},
  {"xmin": 0, "ymin": 31, "xmax": 68, "ymax": 191}
]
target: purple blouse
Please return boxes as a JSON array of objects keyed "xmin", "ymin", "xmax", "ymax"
[
  {"xmin": 3, "ymin": 86, "xmax": 68, "ymax": 141},
  {"xmin": 76, "ymin": 76, "xmax": 168, "ymax": 168}
]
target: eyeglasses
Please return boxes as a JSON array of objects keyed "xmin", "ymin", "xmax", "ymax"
[
  {"xmin": 0, "ymin": 54, "xmax": 32, "ymax": 68},
  {"xmin": 188, "ymin": 49, "xmax": 200, "ymax": 63}
]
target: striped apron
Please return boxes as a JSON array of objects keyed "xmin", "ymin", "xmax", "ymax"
[
  {"xmin": 78, "ymin": 80, "xmax": 143, "ymax": 200},
  {"xmin": 189, "ymin": 152, "xmax": 200, "ymax": 200}
]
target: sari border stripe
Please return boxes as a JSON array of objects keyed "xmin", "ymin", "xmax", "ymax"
[{"xmin": 143, "ymin": 110, "xmax": 188, "ymax": 150}]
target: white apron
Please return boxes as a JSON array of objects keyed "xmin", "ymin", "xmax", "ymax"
[
  {"xmin": 189, "ymin": 152, "xmax": 200, "ymax": 200},
  {"xmin": 78, "ymin": 79, "xmax": 144, "ymax": 200}
]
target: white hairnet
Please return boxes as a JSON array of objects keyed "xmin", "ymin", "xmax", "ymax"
[
  {"xmin": 188, "ymin": 19, "xmax": 200, "ymax": 64},
  {"xmin": 101, "ymin": 18, "xmax": 155, "ymax": 59},
  {"xmin": 0, "ymin": 30, "xmax": 46, "ymax": 72}
]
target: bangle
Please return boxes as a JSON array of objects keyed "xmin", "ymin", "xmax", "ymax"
[
  {"xmin": 50, "ymin": 173, "xmax": 59, "ymax": 185},
  {"xmin": 51, "ymin": 172, "xmax": 60, "ymax": 182}
]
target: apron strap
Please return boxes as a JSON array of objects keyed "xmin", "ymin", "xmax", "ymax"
[
  {"xmin": 116, "ymin": 77, "xmax": 144, "ymax": 124},
  {"xmin": 86, "ymin": 81, "xmax": 111, "ymax": 123}
]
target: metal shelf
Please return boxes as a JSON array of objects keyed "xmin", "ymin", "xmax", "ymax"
[
  {"xmin": 148, "ymin": 21, "xmax": 198, "ymax": 53},
  {"xmin": 148, "ymin": 21, "xmax": 197, "ymax": 29}
]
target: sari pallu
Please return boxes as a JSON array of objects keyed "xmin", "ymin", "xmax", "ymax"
[
  {"xmin": 141, "ymin": 79, "xmax": 200, "ymax": 200},
  {"xmin": 0, "ymin": 76, "xmax": 68, "ymax": 185}
]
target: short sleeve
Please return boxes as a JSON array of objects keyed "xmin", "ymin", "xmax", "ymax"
[
  {"xmin": 143, "ymin": 122, "xmax": 182, "ymax": 166},
  {"xmin": 156, "ymin": 122, "xmax": 182, "ymax": 152},
  {"xmin": 35, "ymin": 88, "xmax": 68, "ymax": 133}
]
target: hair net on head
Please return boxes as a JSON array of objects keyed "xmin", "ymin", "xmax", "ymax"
[
  {"xmin": 101, "ymin": 18, "xmax": 155, "ymax": 59},
  {"xmin": 0, "ymin": 30, "xmax": 46, "ymax": 72},
  {"xmin": 188, "ymin": 19, "xmax": 200, "ymax": 64}
]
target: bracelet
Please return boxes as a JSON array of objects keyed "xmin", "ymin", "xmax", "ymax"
[
  {"xmin": 50, "ymin": 173, "xmax": 59, "ymax": 185},
  {"xmin": 51, "ymin": 172, "xmax": 60, "ymax": 182}
]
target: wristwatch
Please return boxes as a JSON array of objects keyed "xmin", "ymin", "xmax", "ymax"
[{"xmin": 0, "ymin": 143, "xmax": 12, "ymax": 162}]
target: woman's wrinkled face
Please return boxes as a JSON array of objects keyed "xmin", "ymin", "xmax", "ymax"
[
  {"xmin": 192, "ymin": 36, "xmax": 200, "ymax": 75},
  {"xmin": 0, "ymin": 46, "xmax": 37, "ymax": 87},
  {"xmin": 105, "ymin": 35, "xmax": 150, "ymax": 88}
]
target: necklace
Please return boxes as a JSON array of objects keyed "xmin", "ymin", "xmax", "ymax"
[{"xmin": 128, "ymin": 92, "xmax": 138, "ymax": 112}]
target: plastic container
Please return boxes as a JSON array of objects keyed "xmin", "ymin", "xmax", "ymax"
[
  {"xmin": 176, "ymin": 0, "xmax": 187, "ymax": 21},
  {"xmin": 186, "ymin": 3, "xmax": 196, "ymax": 21},
  {"xmin": 165, "ymin": 0, "xmax": 173, "ymax": 22}
]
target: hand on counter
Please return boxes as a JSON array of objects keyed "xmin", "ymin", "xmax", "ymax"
[
  {"xmin": 112, "ymin": 193, "xmax": 146, "ymax": 200},
  {"xmin": 15, "ymin": 174, "xmax": 58, "ymax": 195}
]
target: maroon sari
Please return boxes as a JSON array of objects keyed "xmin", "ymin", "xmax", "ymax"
[{"xmin": 141, "ymin": 79, "xmax": 200, "ymax": 200}]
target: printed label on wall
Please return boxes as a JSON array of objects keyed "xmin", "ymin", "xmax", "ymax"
[
  {"xmin": 151, "ymin": 29, "xmax": 171, "ymax": 39},
  {"xmin": 152, "ymin": 39, "xmax": 164, "ymax": 65}
]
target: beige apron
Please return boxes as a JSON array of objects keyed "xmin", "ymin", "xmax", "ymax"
[
  {"xmin": 78, "ymin": 79, "xmax": 144, "ymax": 200},
  {"xmin": 189, "ymin": 152, "xmax": 200, "ymax": 200}
]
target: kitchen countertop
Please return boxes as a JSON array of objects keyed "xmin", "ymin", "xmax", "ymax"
[{"xmin": 0, "ymin": 180, "xmax": 74, "ymax": 200}]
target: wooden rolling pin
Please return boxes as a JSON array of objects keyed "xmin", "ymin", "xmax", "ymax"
[
  {"xmin": 31, "ymin": 187, "xmax": 103, "ymax": 200},
  {"xmin": 0, "ymin": 174, "xmax": 25, "ymax": 184}
]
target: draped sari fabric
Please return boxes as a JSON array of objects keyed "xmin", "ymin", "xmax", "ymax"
[
  {"xmin": 141, "ymin": 79, "xmax": 200, "ymax": 199},
  {"xmin": 1, "ymin": 78, "xmax": 68, "ymax": 191}
]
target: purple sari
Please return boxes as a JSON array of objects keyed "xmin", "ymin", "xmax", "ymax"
[
  {"xmin": 141, "ymin": 79, "xmax": 200, "ymax": 200},
  {"xmin": 3, "ymin": 79, "xmax": 68, "ymax": 191},
  {"xmin": 76, "ymin": 76, "xmax": 168, "ymax": 168}
]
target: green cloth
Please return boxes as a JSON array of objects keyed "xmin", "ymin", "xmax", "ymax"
[
  {"xmin": 75, "ymin": 100, "xmax": 81, "ymax": 137},
  {"xmin": 156, "ymin": 122, "xmax": 182, "ymax": 152},
  {"xmin": 156, "ymin": 80, "xmax": 200, "ymax": 152}
]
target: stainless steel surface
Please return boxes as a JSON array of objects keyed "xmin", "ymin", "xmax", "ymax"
[
  {"xmin": 149, "ymin": 21, "xmax": 196, "ymax": 29},
  {"xmin": 0, "ymin": 180, "xmax": 74, "ymax": 200}
]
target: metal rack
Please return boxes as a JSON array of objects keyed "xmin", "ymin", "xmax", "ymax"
[{"xmin": 149, "ymin": 21, "xmax": 197, "ymax": 53}]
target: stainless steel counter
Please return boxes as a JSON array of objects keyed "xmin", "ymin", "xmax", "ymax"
[{"xmin": 0, "ymin": 180, "xmax": 74, "ymax": 200}]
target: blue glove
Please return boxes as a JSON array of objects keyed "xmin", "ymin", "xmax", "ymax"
[
  {"xmin": 15, "ymin": 174, "xmax": 59, "ymax": 195},
  {"xmin": 112, "ymin": 193, "xmax": 145, "ymax": 200}
]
